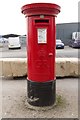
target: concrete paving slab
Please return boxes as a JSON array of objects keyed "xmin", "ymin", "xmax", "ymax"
[{"xmin": 2, "ymin": 77, "xmax": 78, "ymax": 118}]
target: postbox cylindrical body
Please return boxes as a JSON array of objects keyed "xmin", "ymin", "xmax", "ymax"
[{"xmin": 21, "ymin": 3, "xmax": 61, "ymax": 106}]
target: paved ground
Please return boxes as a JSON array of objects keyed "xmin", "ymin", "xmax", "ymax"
[
  {"xmin": 0, "ymin": 44, "xmax": 79, "ymax": 58},
  {"xmin": 1, "ymin": 77, "xmax": 78, "ymax": 118}
]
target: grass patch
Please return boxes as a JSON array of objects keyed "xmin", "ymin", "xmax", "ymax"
[{"xmin": 56, "ymin": 94, "xmax": 66, "ymax": 107}]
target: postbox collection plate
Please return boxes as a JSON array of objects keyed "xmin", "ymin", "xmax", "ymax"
[{"xmin": 37, "ymin": 28, "xmax": 47, "ymax": 43}]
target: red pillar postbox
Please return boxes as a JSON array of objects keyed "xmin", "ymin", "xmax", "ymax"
[{"xmin": 21, "ymin": 3, "xmax": 61, "ymax": 106}]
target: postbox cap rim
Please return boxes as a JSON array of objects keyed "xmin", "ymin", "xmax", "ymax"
[{"xmin": 21, "ymin": 3, "xmax": 61, "ymax": 16}]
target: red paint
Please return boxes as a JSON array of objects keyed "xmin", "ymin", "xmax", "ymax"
[
  {"xmin": 21, "ymin": 3, "xmax": 60, "ymax": 82},
  {"xmin": 21, "ymin": 3, "xmax": 60, "ymax": 17}
]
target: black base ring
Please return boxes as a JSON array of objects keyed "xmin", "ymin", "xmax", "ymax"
[{"xmin": 27, "ymin": 79, "xmax": 56, "ymax": 106}]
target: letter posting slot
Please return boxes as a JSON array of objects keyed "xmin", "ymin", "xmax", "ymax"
[{"xmin": 21, "ymin": 3, "xmax": 61, "ymax": 106}]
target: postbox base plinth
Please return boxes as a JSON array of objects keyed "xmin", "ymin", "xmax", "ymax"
[{"xmin": 27, "ymin": 79, "xmax": 56, "ymax": 106}]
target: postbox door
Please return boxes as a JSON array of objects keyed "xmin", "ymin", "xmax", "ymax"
[{"xmin": 28, "ymin": 17, "xmax": 56, "ymax": 82}]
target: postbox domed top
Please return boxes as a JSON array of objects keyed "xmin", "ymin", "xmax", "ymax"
[{"xmin": 21, "ymin": 3, "xmax": 61, "ymax": 17}]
